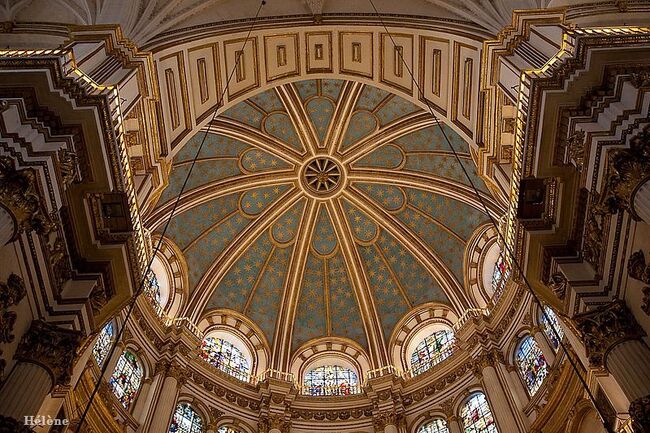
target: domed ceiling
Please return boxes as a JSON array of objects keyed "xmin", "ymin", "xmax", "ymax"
[{"xmin": 149, "ymin": 79, "xmax": 501, "ymax": 356}]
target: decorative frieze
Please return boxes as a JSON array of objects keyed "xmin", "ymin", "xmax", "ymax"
[
  {"xmin": 573, "ymin": 301, "xmax": 646, "ymax": 368},
  {"xmin": 14, "ymin": 320, "xmax": 82, "ymax": 387}
]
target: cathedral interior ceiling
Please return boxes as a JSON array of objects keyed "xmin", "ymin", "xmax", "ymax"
[{"xmin": 147, "ymin": 78, "xmax": 502, "ymax": 355}]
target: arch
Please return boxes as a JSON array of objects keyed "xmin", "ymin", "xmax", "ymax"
[
  {"xmin": 408, "ymin": 327, "xmax": 456, "ymax": 376},
  {"xmin": 108, "ymin": 349, "xmax": 144, "ymax": 409},
  {"xmin": 539, "ymin": 305, "xmax": 564, "ymax": 351},
  {"xmin": 197, "ymin": 309, "xmax": 270, "ymax": 376},
  {"xmin": 388, "ymin": 303, "xmax": 459, "ymax": 372},
  {"xmin": 214, "ymin": 416, "xmax": 256, "ymax": 433},
  {"xmin": 151, "ymin": 234, "xmax": 188, "ymax": 317},
  {"xmin": 416, "ymin": 417, "xmax": 450, "ymax": 433},
  {"xmin": 169, "ymin": 402, "xmax": 204, "ymax": 433},
  {"xmin": 515, "ymin": 335, "xmax": 549, "ymax": 396},
  {"xmin": 290, "ymin": 336, "xmax": 370, "ymax": 386},
  {"xmin": 200, "ymin": 332, "xmax": 252, "ymax": 382},
  {"xmin": 92, "ymin": 320, "xmax": 115, "ymax": 367},
  {"xmin": 459, "ymin": 392, "xmax": 498, "ymax": 433},
  {"xmin": 463, "ymin": 224, "xmax": 500, "ymax": 308},
  {"xmin": 301, "ymin": 364, "xmax": 361, "ymax": 396}
]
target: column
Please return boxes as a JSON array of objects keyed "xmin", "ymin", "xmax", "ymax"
[
  {"xmin": 0, "ymin": 320, "xmax": 80, "ymax": 422},
  {"xmin": 574, "ymin": 301, "xmax": 650, "ymax": 432},
  {"xmin": 477, "ymin": 355, "xmax": 523, "ymax": 433},
  {"xmin": 447, "ymin": 416, "xmax": 462, "ymax": 433},
  {"xmin": 0, "ymin": 205, "xmax": 15, "ymax": 245},
  {"xmin": 145, "ymin": 362, "xmax": 182, "ymax": 433},
  {"xmin": 0, "ymin": 362, "xmax": 51, "ymax": 420},
  {"xmin": 533, "ymin": 327, "xmax": 555, "ymax": 365},
  {"xmin": 633, "ymin": 179, "xmax": 650, "ymax": 223}
]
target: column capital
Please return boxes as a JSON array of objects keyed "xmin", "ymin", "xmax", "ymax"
[
  {"xmin": 14, "ymin": 320, "xmax": 82, "ymax": 387},
  {"xmin": 630, "ymin": 394, "xmax": 650, "ymax": 432},
  {"xmin": 372, "ymin": 409, "xmax": 404, "ymax": 432},
  {"xmin": 258, "ymin": 412, "xmax": 290, "ymax": 433},
  {"xmin": 0, "ymin": 157, "xmax": 54, "ymax": 238},
  {"xmin": 574, "ymin": 301, "xmax": 646, "ymax": 368}
]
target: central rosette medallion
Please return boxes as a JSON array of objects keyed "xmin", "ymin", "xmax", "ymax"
[{"xmin": 300, "ymin": 156, "xmax": 346, "ymax": 198}]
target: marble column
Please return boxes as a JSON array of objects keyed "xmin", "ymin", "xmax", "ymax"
[
  {"xmin": 0, "ymin": 205, "xmax": 15, "ymax": 246},
  {"xmin": 575, "ymin": 301, "xmax": 650, "ymax": 431},
  {"xmin": 477, "ymin": 354, "xmax": 523, "ymax": 433},
  {"xmin": 0, "ymin": 362, "xmax": 52, "ymax": 420},
  {"xmin": 145, "ymin": 362, "xmax": 182, "ymax": 433},
  {"xmin": 447, "ymin": 416, "xmax": 462, "ymax": 433},
  {"xmin": 633, "ymin": 179, "xmax": 650, "ymax": 223},
  {"xmin": 0, "ymin": 320, "xmax": 80, "ymax": 422}
]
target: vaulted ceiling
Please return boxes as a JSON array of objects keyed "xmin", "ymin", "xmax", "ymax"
[
  {"xmin": 148, "ymin": 79, "xmax": 502, "ymax": 362},
  {"xmin": 1, "ymin": 0, "xmax": 554, "ymax": 44}
]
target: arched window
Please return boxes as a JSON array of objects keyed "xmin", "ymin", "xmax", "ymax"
[
  {"xmin": 410, "ymin": 329, "xmax": 456, "ymax": 375},
  {"xmin": 144, "ymin": 269, "xmax": 162, "ymax": 305},
  {"xmin": 217, "ymin": 427, "xmax": 238, "ymax": 433},
  {"xmin": 303, "ymin": 365, "xmax": 359, "ymax": 396},
  {"xmin": 460, "ymin": 392, "xmax": 498, "ymax": 433},
  {"xmin": 92, "ymin": 321, "xmax": 114, "ymax": 366},
  {"xmin": 516, "ymin": 336, "xmax": 548, "ymax": 395},
  {"xmin": 169, "ymin": 403, "xmax": 203, "ymax": 433},
  {"xmin": 108, "ymin": 350, "xmax": 143, "ymax": 409},
  {"xmin": 540, "ymin": 306, "xmax": 564, "ymax": 350},
  {"xmin": 418, "ymin": 418, "xmax": 450, "ymax": 433},
  {"xmin": 491, "ymin": 252, "xmax": 510, "ymax": 300},
  {"xmin": 200, "ymin": 336, "xmax": 250, "ymax": 381}
]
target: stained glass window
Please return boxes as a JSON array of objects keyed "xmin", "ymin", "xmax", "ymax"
[
  {"xmin": 169, "ymin": 403, "xmax": 203, "ymax": 433},
  {"xmin": 93, "ymin": 321, "xmax": 114, "ymax": 366},
  {"xmin": 108, "ymin": 350, "xmax": 143, "ymax": 409},
  {"xmin": 541, "ymin": 306, "xmax": 564, "ymax": 350},
  {"xmin": 461, "ymin": 393, "xmax": 498, "ymax": 433},
  {"xmin": 217, "ymin": 427, "xmax": 238, "ymax": 433},
  {"xmin": 516, "ymin": 336, "xmax": 548, "ymax": 395},
  {"xmin": 410, "ymin": 329, "xmax": 456, "ymax": 375},
  {"xmin": 199, "ymin": 336, "xmax": 250, "ymax": 381},
  {"xmin": 144, "ymin": 269, "xmax": 162, "ymax": 305},
  {"xmin": 418, "ymin": 418, "xmax": 450, "ymax": 433},
  {"xmin": 303, "ymin": 365, "xmax": 359, "ymax": 396},
  {"xmin": 491, "ymin": 252, "xmax": 510, "ymax": 299}
]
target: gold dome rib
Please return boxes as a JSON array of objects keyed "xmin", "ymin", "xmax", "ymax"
[
  {"xmin": 270, "ymin": 199, "xmax": 318, "ymax": 371},
  {"xmin": 144, "ymin": 171, "xmax": 296, "ymax": 229},
  {"xmin": 209, "ymin": 118, "xmax": 304, "ymax": 165},
  {"xmin": 341, "ymin": 188, "xmax": 472, "ymax": 312},
  {"xmin": 185, "ymin": 188, "xmax": 303, "ymax": 321},
  {"xmin": 340, "ymin": 112, "xmax": 434, "ymax": 163},
  {"xmin": 327, "ymin": 198, "xmax": 389, "ymax": 368},
  {"xmin": 276, "ymin": 84, "xmax": 319, "ymax": 156},
  {"xmin": 348, "ymin": 169, "xmax": 504, "ymax": 216},
  {"xmin": 327, "ymin": 80, "xmax": 363, "ymax": 155}
]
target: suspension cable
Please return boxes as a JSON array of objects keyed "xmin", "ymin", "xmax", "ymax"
[
  {"xmin": 73, "ymin": 2, "xmax": 266, "ymax": 430},
  {"xmin": 364, "ymin": 1, "xmax": 615, "ymax": 431}
]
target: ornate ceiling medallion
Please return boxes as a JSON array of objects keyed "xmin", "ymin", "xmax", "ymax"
[{"xmin": 300, "ymin": 156, "xmax": 345, "ymax": 198}]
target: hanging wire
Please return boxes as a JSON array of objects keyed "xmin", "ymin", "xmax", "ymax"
[
  {"xmin": 364, "ymin": 1, "xmax": 615, "ymax": 431},
  {"xmin": 73, "ymin": 2, "xmax": 266, "ymax": 431}
]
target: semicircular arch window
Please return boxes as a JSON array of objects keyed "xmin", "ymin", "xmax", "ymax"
[
  {"xmin": 410, "ymin": 329, "xmax": 456, "ymax": 375},
  {"xmin": 217, "ymin": 427, "xmax": 239, "ymax": 433},
  {"xmin": 108, "ymin": 350, "xmax": 143, "ymax": 409},
  {"xmin": 169, "ymin": 403, "xmax": 203, "ymax": 433},
  {"xmin": 460, "ymin": 392, "xmax": 498, "ymax": 433},
  {"xmin": 144, "ymin": 269, "xmax": 163, "ymax": 306},
  {"xmin": 302, "ymin": 365, "xmax": 360, "ymax": 396},
  {"xmin": 200, "ymin": 336, "xmax": 251, "ymax": 381},
  {"xmin": 540, "ymin": 305, "xmax": 564, "ymax": 350},
  {"xmin": 491, "ymin": 251, "xmax": 510, "ymax": 301},
  {"xmin": 92, "ymin": 321, "xmax": 114, "ymax": 366},
  {"xmin": 516, "ymin": 335, "xmax": 548, "ymax": 395},
  {"xmin": 418, "ymin": 418, "xmax": 450, "ymax": 433}
]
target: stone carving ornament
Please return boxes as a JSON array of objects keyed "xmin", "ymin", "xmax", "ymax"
[
  {"xmin": 0, "ymin": 273, "xmax": 26, "ymax": 380},
  {"xmin": 628, "ymin": 250, "xmax": 650, "ymax": 315},
  {"xmin": 573, "ymin": 301, "xmax": 645, "ymax": 369},
  {"xmin": 14, "ymin": 320, "xmax": 82, "ymax": 387}
]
